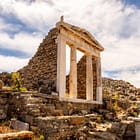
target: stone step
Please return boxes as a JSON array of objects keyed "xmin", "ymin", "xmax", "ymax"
[
  {"xmin": 0, "ymin": 131, "xmax": 33, "ymax": 140},
  {"xmin": 26, "ymin": 97, "xmax": 43, "ymax": 104},
  {"xmin": 36, "ymin": 116, "xmax": 86, "ymax": 139}
]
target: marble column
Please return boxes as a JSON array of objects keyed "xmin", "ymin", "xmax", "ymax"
[
  {"xmin": 69, "ymin": 47, "xmax": 77, "ymax": 98},
  {"xmin": 86, "ymin": 54, "xmax": 93, "ymax": 100},
  {"xmin": 133, "ymin": 118, "xmax": 140, "ymax": 140},
  {"xmin": 96, "ymin": 57, "xmax": 102, "ymax": 102},
  {"xmin": 56, "ymin": 34, "xmax": 66, "ymax": 99}
]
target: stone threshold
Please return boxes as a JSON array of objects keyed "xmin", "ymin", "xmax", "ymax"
[{"xmin": 59, "ymin": 97, "xmax": 102, "ymax": 104}]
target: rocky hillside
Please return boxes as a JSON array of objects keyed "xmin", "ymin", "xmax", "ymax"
[
  {"xmin": 0, "ymin": 72, "xmax": 140, "ymax": 100},
  {"xmin": 102, "ymin": 77, "xmax": 140, "ymax": 101}
]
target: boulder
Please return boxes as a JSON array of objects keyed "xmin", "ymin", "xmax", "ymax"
[
  {"xmin": 0, "ymin": 109, "xmax": 7, "ymax": 120},
  {"xmin": 10, "ymin": 118, "xmax": 29, "ymax": 131}
]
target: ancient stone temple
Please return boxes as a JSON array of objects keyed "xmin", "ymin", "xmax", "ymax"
[{"xmin": 19, "ymin": 17, "xmax": 104, "ymax": 104}]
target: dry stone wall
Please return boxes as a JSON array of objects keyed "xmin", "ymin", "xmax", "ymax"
[
  {"xmin": 92, "ymin": 57, "xmax": 97, "ymax": 100},
  {"xmin": 18, "ymin": 28, "xmax": 59, "ymax": 94},
  {"xmin": 66, "ymin": 55, "xmax": 97, "ymax": 99},
  {"xmin": 0, "ymin": 93, "xmax": 9, "ymax": 120},
  {"xmin": 0, "ymin": 72, "xmax": 11, "ymax": 87},
  {"xmin": 77, "ymin": 55, "xmax": 86, "ymax": 99}
]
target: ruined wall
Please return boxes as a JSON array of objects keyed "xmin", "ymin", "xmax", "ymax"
[
  {"xmin": 0, "ymin": 92, "xmax": 98, "ymax": 122},
  {"xmin": 0, "ymin": 92, "xmax": 136, "ymax": 140},
  {"xmin": 66, "ymin": 55, "xmax": 97, "ymax": 99},
  {"xmin": 0, "ymin": 72, "xmax": 11, "ymax": 86},
  {"xmin": 77, "ymin": 55, "xmax": 86, "ymax": 99},
  {"xmin": 0, "ymin": 93, "xmax": 9, "ymax": 120},
  {"xmin": 18, "ymin": 28, "xmax": 59, "ymax": 93},
  {"xmin": 92, "ymin": 57, "xmax": 97, "ymax": 100}
]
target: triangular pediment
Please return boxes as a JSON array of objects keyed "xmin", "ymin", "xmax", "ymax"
[{"xmin": 56, "ymin": 18, "xmax": 104, "ymax": 51}]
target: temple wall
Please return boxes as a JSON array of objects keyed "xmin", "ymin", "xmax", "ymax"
[{"xmin": 18, "ymin": 28, "xmax": 59, "ymax": 93}]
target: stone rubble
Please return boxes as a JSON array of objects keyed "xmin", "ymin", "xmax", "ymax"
[
  {"xmin": 10, "ymin": 118, "xmax": 29, "ymax": 131},
  {"xmin": 0, "ymin": 87, "xmax": 139, "ymax": 139}
]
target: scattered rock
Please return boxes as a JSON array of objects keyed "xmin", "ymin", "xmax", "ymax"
[
  {"xmin": 0, "ymin": 109, "xmax": 7, "ymax": 120},
  {"xmin": 0, "ymin": 80, "xmax": 4, "ymax": 90},
  {"xmin": 53, "ymin": 109, "xmax": 64, "ymax": 116},
  {"xmin": 10, "ymin": 118, "xmax": 29, "ymax": 131},
  {"xmin": 70, "ymin": 116, "xmax": 86, "ymax": 125},
  {"xmin": 88, "ymin": 131, "xmax": 116, "ymax": 140}
]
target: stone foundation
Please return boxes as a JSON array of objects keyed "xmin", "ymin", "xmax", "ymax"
[
  {"xmin": 0, "ymin": 91, "xmax": 136, "ymax": 139},
  {"xmin": 0, "ymin": 91, "xmax": 100, "ymax": 139}
]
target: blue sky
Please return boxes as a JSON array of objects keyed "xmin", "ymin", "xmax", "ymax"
[
  {"xmin": 124, "ymin": 0, "xmax": 140, "ymax": 8},
  {"xmin": 0, "ymin": 0, "xmax": 140, "ymax": 87}
]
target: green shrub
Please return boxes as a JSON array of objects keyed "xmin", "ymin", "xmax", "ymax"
[
  {"xmin": 11, "ymin": 72, "xmax": 27, "ymax": 92},
  {"xmin": 113, "ymin": 101, "xmax": 119, "ymax": 111},
  {"xmin": 40, "ymin": 135, "xmax": 45, "ymax": 140},
  {"xmin": 97, "ymin": 115, "xmax": 103, "ymax": 123},
  {"xmin": 132, "ymin": 112, "xmax": 138, "ymax": 117},
  {"xmin": 113, "ymin": 92, "xmax": 119, "ymax": 100}
]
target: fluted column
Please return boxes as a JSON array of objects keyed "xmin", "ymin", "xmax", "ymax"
[
  {"xmin": 86, "ymin": 54, "xmax": 93, "ymax": 100},
  {"xmin": 69, "ymin": 47, "xmax": 77, "ymax": 98}
]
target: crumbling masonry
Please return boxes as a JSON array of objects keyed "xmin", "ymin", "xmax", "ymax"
[{"xmin": 19, "ymin": 17, "xmax": 104, "ymax": 104}]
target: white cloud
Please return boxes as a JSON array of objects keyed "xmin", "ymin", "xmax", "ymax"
[
  {"xmin": 0, "ymin": 0, "xmax": 60, "ymax": 31},
  {"xmin": 0, "ymin": 32, "xmax": 43, "ymax": 56},
  {"xmin": 0, "ymin": 55, "xmax": 29, "ymax": 72},
  {"xmin": 115, "ymin": 71, "xmax": 140, "ymax": 88}
]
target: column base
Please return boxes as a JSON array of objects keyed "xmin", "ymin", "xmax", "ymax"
[{"xmin": 96, "ymin": 87, "xmax": 102, "ymax": 102}]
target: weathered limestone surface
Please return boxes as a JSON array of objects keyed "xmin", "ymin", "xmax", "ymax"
[
  {"xmin": 0, "ymin": 80, "xmax": 4, "ymax": 90},
  {"xmin": 0, "ymin": 131, "xmax": 33, "ymax": 140},
  {"xmin": 0, "ymin": 92, "xmax": 98, "ymax": 124},
  {"xmin": 18, "ymin": 28, "xmax": 59, "ymax": 94},
  {"xmin": 37, "ymin": 116, "xmax": 86, "ymax": 140},
  {"xmin": 0, "ymin": 89, "xmax": 138, "ymax": 139},
  {"xmin": 10, "ymin": 118, "xmax": 29, "ymax": 131},
  {"xmin": 0, "ymin": 72, "xmax": 11, "ymax": 87},
  {"xmin": 0, "ymin": 93, "xmax": 9, "ymax": 120}
]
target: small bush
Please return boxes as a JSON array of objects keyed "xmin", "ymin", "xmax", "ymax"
[
  {"xmin": 113, "ymin": 101, "xmax": 119, "ymax": 111},
  {"xmin": 97, "ymin": 115, "xmax": 103, "ymax": 123},
  {"xmin": 11, "ymin": 72, "xmax": 27, "ymax": 92},
  {"xmin": 40, "ymin": 135, "xmax": 45, "ymax": 140},
  {"xmin": 113, "ymin": 93, "xmax": 119, "ymax": 100}
]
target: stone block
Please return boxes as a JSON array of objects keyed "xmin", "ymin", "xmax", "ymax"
[
  {"xmin": 25, "ymin": 115, "xmax": 34, "ymax": 125},
  {"xmin": 0, "ymin": 98, "xmax": 7, "ymax": 104},
  {"xmin": 10, "ymin": 118, "xmax": 29, "ymax": 131},
  {"xmin": 53, "ymin": 109, "xmax": 64, "ymax": 116},
  {"xmin": 0, "ymin": 109, "xmax": 7, "ymax": 120},
  {"xmin": 70, "ymin": 116, "xmax": 85, "ymax": 125},
  {"xmin": 0, "ymin": 80, "xmax": 4, "ymax": 90}
]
